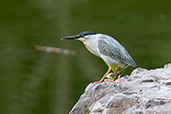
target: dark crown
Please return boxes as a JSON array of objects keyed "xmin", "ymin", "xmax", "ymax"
[{"xmin": 79, "ymin": 31, "xmax": 97, "ymax": 36}]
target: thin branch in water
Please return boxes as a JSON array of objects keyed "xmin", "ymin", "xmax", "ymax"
[{"xmin": 35, "ymin": 45, "xmax": 76, "ymax": 55}]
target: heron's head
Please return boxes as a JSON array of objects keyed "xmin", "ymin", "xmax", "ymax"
[{"xmin": 61, "ymin": 31, "xmax": 97, "ymax": 43}]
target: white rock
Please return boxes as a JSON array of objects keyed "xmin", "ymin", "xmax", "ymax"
[{"xmin": 69, "ymin": 63, "xmax": 171, "ymax": 114}]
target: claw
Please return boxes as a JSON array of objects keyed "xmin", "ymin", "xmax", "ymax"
[
  {"xmin": 108, "ymin": 79, "xmax": 117, "ymax": 84},
  {"xmin": 93, "ymin": 80, "xmax": 104, "ymax": 84}
]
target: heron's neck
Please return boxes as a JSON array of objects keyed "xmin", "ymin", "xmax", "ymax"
[{"xmin": 83, "ymin": 37, "xmax": 101, "ymax": 57}]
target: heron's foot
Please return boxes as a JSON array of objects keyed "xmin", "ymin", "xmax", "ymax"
[
  {"xmin": 93, "ymin": 80, "xmax": 104, "ymax": 84},
  {"xmin": 108, "ymin": 79, "xmax": 117, "ymax": 84}
]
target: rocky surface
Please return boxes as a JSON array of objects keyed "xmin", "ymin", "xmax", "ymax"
[{"xmin": 69, "ymin": 63, "xmax": 171, "ymax": 114}]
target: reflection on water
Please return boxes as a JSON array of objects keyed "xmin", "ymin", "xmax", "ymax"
[{"xmin": 0, "ymin": 0, "xmax": 171, "ymax": 114}]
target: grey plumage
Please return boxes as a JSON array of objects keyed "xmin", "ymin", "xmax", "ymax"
[
  {"xmin": 97, "ymin": 35, "xmax": 136, "ymax": 67},
  {"xmin": 62, "ymin": 31, "xmax": 136, "ymax": 67},
  {"xmin": 98, "ymin": 39, "xmax": 121, "ymax": 63},
  {"xmin": 62, "ymin": 31, "xmax": 136, "ymax": 83}
]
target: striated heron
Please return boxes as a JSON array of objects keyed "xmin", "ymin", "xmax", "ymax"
[{"xmin": 62, "ymin": 31, "xmax": 136, "ymax": 83}]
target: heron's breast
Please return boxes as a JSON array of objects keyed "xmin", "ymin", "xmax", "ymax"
[{"xmin": 83, "ymin": 41, "xmax": 101, "ymax": 57}]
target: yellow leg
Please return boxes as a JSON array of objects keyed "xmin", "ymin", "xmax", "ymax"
[{"xmin": 94, "ymin": 65, "xmax": 112, "ymax": 84}]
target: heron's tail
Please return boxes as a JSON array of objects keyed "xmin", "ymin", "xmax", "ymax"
[{"xmin": 122, "ymin": 50, "xmax": 136, "ymax": 67}]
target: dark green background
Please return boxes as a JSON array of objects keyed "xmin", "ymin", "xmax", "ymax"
[{"xmin": 0, "ymin": 0, "xmax": 171, "ymax": 114}]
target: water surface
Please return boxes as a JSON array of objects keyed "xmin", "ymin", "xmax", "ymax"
[{"xmin": 0, "ymin": 0, "xmax": 171, "ymax": 114}]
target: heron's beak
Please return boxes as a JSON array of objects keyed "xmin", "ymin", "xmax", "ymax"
[{"xmin": 61, "ymin": 35, "xmax": 81, "ymax": 40}]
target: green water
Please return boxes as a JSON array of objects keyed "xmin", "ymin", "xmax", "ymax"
[{"xmin": 0, "ymin": 0, "xmax": 171, "ymax": 114}]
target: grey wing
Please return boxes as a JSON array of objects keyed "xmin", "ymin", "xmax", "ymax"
[
  {"xmin": 98, "ymin": 39, "xmax": 122, "ymax": 63},
  {"xmin": 98, "ymin": 38, "xmax": 136, "ymax": 67},
  {"xmin": 121, "ymin": 48, "xmax": 136, "ymax": 67}
]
